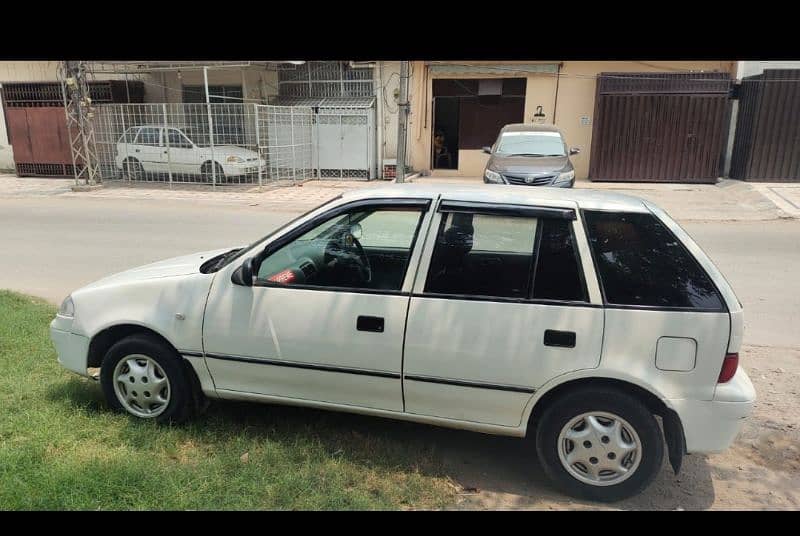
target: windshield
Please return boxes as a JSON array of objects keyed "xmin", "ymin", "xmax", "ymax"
[
  {"xmin": 495, "ymin": 132, "xmax": 566, "ymax": 157},
  {"xmin": 213, "ymin": 195, "xmax": 345, "ymax": 271}
]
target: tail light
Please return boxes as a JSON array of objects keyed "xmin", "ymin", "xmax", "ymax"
[{"xmin": 718, "ymin": 353, "xmax": 739, "ymax": 383}]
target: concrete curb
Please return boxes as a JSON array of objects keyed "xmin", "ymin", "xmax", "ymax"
[{"xmin": 70, "ymin": 183, "xmax": 105, "ymax": 192}]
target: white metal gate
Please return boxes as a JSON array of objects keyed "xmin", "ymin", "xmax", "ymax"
[{"xmin": 271, "ymin": 96, "xmax": 377, "ymax": 180}]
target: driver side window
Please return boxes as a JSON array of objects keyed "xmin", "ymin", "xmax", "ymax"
[{"xmin": 256, "ymin": 206, "xmax": 425, "ymax": 292}]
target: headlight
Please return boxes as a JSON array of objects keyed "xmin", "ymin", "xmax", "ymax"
[
  {"xmin": 484, "ymin": 169, "xmax": 503, "ymax": 183},
  {"xmin": 59, "ymin": 296, "xmax": 75, "ymax": 317},
  {"xmin": 226, "ymin": 155, "xmax": 245, "ymax": 163},
  {"xmin": 555, "ymin": 170, "xmax": 575, "ymax": 184}
]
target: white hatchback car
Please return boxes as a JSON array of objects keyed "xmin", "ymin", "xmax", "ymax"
[
  {"xmin": 115, "ymin": 125, "xmax": 265, "ymax": 181},
  {"xmin": 50, "ymin": 184, "xmax": 755, "ymax": 501}
]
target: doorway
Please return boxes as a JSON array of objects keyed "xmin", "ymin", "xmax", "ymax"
[{"xmin": 432, "ymin": 96, "xmax": 459, "ymax": 169}]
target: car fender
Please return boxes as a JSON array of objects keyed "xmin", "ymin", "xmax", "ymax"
[
  {"xmin": 71, "ymin": 273, "xmax": 214, "ymax": 355},
  {"xmin": 519, "ymin": 368, "xmax": 678, "ymax": 430}
]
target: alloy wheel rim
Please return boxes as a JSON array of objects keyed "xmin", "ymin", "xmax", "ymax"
[
  {"xmin": 112, "ymin": 354, "xmax": 171, "ymax": 418},
  {"xmin": 557, "ymin": 411, "xmax": 642, "ymax": 487}
]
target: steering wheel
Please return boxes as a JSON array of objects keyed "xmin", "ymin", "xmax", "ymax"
[
  {"xmin": 324, "ymin": 232, "xmax": 372, "ymax": 285},
  {"xmin": 350, "ymin": 236, "xmax": 373, "ymax": 284}
]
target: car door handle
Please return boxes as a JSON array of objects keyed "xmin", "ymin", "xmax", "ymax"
[
  {"xmin": 135, "ymin": 149, "xmax": 140, "ymax": 153},
  {"xmin": 544, "ymin": 329, "xmax": 576, "ymax": 348},
  {"xmin": 357, "ymin": 316, "xmax": 384, "ymax": 333}
]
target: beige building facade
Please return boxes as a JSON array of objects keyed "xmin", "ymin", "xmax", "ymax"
[{"xmin": 406, "ymin": 61, "xmax": 736, "ymax": 180}]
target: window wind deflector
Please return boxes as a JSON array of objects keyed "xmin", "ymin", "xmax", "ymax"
[{"xmin": 439, "ymin": 200, "xmax": 576, "ymax": 220}]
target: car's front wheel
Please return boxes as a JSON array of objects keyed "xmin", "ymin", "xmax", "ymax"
[
  {"xmin": 122, "ymin": 158, "xmax": 144, "ymax": 181},
  {"xmin": 201, "ymin": 161, "xmax": 225, "ymax": 183},
  {"xmin": 100, "ymin": 334, "xmax": 196, "ymax": 424},
  {"xmin": 535, "ymin": 387, "xmax": 664, "ymax": 502}
]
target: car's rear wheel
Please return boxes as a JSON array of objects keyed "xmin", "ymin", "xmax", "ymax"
[
  {"xmin": 534, "ymin": 387, "xmax": 664, "ymax": 502},
  {"xmin": 100, "ymin": 334, "xmax": 195, "ymax": 424},
  {"xmin": 201, "ymin": 161, "xmax": 225, "ymax": 183},
  {"xmin": 122, "ymin": 158, "xmax": 144, "ymax": 181}
]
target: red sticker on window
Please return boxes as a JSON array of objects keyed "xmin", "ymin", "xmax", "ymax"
[{"xmin": 268, "ymin": 269, "xmax": 296, "ymax": 284}]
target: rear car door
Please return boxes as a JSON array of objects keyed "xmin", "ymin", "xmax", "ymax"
[{"xmin": 403, "ymin": 200, "xmax": 604, "ymax": 427}]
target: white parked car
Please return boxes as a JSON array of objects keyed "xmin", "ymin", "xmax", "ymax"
[
  {"xmin": 115, "ymin": 125, "xmax": 265, "ymax": 181},
  {"xmin": 50, "ymin": 184, "xmax": 755, "ymax": 501}
]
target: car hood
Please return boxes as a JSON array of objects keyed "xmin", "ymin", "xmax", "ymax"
[
  {"xmin": 80, "ymin": 247, "xmax": 239, "ymax": 289},
  {"xmin": 201, "ymin": 145, "xmax": 260, "ymax": 159},
  {"xmin": 488, "ymin": 154, "xmax": 570, "ymax": 174}
]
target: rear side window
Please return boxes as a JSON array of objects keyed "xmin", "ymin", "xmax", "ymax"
[
  {"xmin": 424, "ymin": 211, "xmax": 588, "ymax": 302},
  {"xmin": 425, "ymin": 213, "xmax": 537, "ymax": 299},
  {"xmin": 532, "ymin": 219, "xmax": 587, "ymax": 302},
  {"xmin": 583, "ymin": 211, "xmax": 724, "ymax": 310}
]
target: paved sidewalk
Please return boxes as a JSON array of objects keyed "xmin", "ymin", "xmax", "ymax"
[
  {"xmin": 0, "ymin": 174, "xmax": 391, "ymax": 212},
  {"xmin": 750, "ymin": 183, "xmax": 800, "ymax": 218},
  {"xmin": 2, "ymin": 172, "xmax": 798, "ymax": 222}
]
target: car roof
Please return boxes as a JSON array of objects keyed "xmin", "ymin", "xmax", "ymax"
[
  {"xmin": 340, "ymin": 183, "xmax": 651, "ymax": 213},
  {"xmin": 499, "ymin": 123, "xmax": 563, "ymax": 134}
]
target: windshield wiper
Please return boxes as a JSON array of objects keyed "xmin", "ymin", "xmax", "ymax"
[{"xmin": 505, "ymin": 153, "xmax": 546, "ymax": 157}]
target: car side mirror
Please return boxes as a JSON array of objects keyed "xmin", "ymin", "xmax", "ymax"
[
  {"xmin": 569, "ymin": 147, "xmax": 581, "ymax": 155},
  {"xmin": 231, "ymin": 257, "xmax": 255, "ymax": 286},
  {"xmin": 482, "ymin": 146, "xmax": 492, "ymax": 154}
]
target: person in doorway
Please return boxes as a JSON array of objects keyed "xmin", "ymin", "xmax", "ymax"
[{"xmin": 434, "ymin": 129, "xmax": 453, "ymax": 168}]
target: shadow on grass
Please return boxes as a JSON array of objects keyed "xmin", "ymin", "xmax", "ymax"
[
  {"xmin": 46, "ymin": 378, "xmax": 717, "ymax": 510},
  {"xmin": 45, "ymin": 377, "xmax": 106, "ymax": 413}
]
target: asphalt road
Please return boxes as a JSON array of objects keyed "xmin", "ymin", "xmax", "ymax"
[{"xmin": 1, "ymin": 195, "xmax": 798, "ymax": 349}]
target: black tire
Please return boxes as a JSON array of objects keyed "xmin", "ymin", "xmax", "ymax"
[
  {"xmin": 122, "ymin": 158, "xmax": 144, "ymax": 180},
  {"xmin": 100, "ymin": 333, "xmax": 196, "ymax": 424},
  {"xmin": 201, "ymin": 161, "xmax": 225, "ymax": 182},
  {"xmin": 534, "ymin": 387, "xmax": 664, "ymax": 502}
]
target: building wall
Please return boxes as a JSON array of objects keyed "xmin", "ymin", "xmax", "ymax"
[{"xmin": 407, "ymin": 60, "xmax": 736, "ymax": 180}]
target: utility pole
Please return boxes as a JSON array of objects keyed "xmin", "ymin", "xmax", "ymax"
[
  {"xmin": 59, "ymin": 61, "xmax": 100, "ymax": 186},
  {"xmin": 395, "ymin": 61, "xmax": 410, "ymax": 183}
]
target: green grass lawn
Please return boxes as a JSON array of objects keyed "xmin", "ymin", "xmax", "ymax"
[{"xmin": 0, "ymin": 290, "xmax": 457, "ymax": 510}]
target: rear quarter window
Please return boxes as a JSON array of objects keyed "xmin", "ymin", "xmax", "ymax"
[{"xmin": 583, "ymin": 210, "xmax": 724, "ymax": 310}]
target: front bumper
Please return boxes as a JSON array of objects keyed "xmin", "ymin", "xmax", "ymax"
[
  {"xmin": 668, "ymin": 367, "xmax": 756, "ymax": 453},
  {"xmin": 224, "ymin": 161, "xmax": 266, "ymax": 177},
  {"xmin": 50, "ymin": 317, "xmax": 91, "ymax": 377},
  {"xmin": 483, "ymin": 173, "xmax": 574, "ymax": 188}
]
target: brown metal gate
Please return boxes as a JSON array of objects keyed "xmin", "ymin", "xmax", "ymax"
[
  {"xmin": 1, "ymin": 81, "xmax": 144, "ymax": 177},
  {"xmin": 730, "ymin": 69, "xmax": 800, "ymax": 182},
  {"xmin": 589, "ymin": 72, "xmax": 731, "ymax": 183}
]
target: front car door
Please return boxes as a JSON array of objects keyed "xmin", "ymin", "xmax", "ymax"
[
  {"xmin": 165, "ymin": 128, "xmax": 198, "ymax": 177},
  {"xmin": 133, "ymin": 126, "xmax": 166, "ymax": 173},
  {"xmin": 403, "ymin": 199, "xmax": 604, "ymax": 427},
  {"xmin": 202, "ymin": 197, "xmax": 434, "ymax": 412}
]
